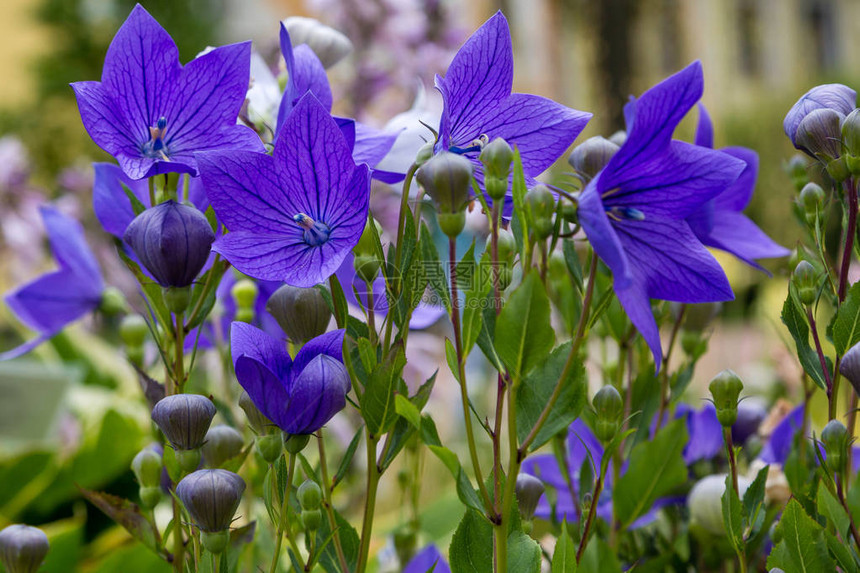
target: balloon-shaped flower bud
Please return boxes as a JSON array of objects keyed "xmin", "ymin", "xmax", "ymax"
[
  {"xmin": 353, "ymin": 218, "xmax": 383, "ymax": 283},
  {"xmin": 297, "ymin": 480, "xmax": 323, "ymax": 511},
  {"xmin": 839, "ymin": 342, "xmax": 860, "ymax": 395},
  {"xmin": 132, "ymin": 444, "xmax": 164, "ymax": 509},
  {"xmin": 0, "ymin": 525, "xmax": 49, "ymax": 573},
  {"xmin": 239, "ymin": 390, "xmax": 274, "ymax": 435},
  {"xmin": 282, "ymin": 16, "xmax": 353, "ymax": 68},
  {"xmin": 525, "ymin": 184, "xmax": 556, "ymax": 241},
  {"xmin": 731, "ymin": 399, "xmax": 767, "ymax": 445},
  {"xmin": 496, "ymin": 229, "xmax": 516, "ymax": 263},
  {"xmin": 151, "ymin": 394, "xmax": 216, "ymax": 472},
  {"xmin": 791, "ymin": 260, "xmax": 818, "ymax": 306},
  {"xmin": 785, "ymin": 154, "xmax": 809, "ymax": 191},
  {"xmin": 202, "ymin": 425, "xmax": 244, "ymax": 468},
  {"xmin": 821, "ymin": 419, "xmax": 849, "ymax": 475},
  {"xmin": 177, "ymin": 469, "xmax": 245, "ymax": 553},
  {"xmin": 120, "ymin": 314, "xmax": 148, "ymax": 365},
  {"xmin": 123, "ymin": 200, "xmax": 215, "ymax": 290},
  {"xmin": 593, "ymin": 385, "xmax": 623, "ymax": 442},
  {"xmin": 231, "ymin": 279, "xmax": 258, "ymax": 324},
  {"xmin": 785, "ymin": 83, "xmax": 856, "ymax": 147},
  {"xmin": 568, "ymin": 136, "xmax": 619, "ymax": 179},
  {"xmin": 266, "ymin": 284, "xmax": 332, "ymax": 345},
  {"xmin": 708, "ymin": 370, "xmax": 744, "ymax": 427},
  {"xmin": 842, "ymin": 109, "xmax": 860, "ymax": 160},
  {"xmin": 799, "ymin": 182, "xmax": 825, "ymax": 225},
  {"xmin": 515, "ymin": 474, "xmax": 545, "ymax": 527},
  {"xmin": 480, "ymin": 137, "xmax": 513, "ymax": 201},
  {"xmin": 688, "ymin": 474, "xmax": 751, "ymax": 535},
  {"xmin": 301, "ymin": 509, "xmax": 322, "ymax": 531},
  {"xmin": 284, "ymin": 433, "xmax": 311, "ymax": 454},
  {"xmin": 796, "ymin": 109, "xmax": 848, "ymax": 180},
  {"xmin": 417, "ymin": 152, "xmax": 472, "ymax": 237}
]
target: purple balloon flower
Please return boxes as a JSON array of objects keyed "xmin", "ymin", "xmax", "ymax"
[
  {"xmin": 403, "ymin": 544, "xmax": 451, "ymax": 573},
  {"xmin": 2, "ymin": 207, "xmax": 105, "ymax": 360},
  {"xmin": 231, "ymin": 322, "xmax": 350, "ymax": 435},
  {"xmin": 687, "ymin": 105, "xmax": 790, "ymax": 270},
  {"xmin": 434, "ymin": 12, "xmax": 591, "ymax": 207},
  {"xmin": 577, "ymin": 61, "xmax": 745, "ymax": 369},
  {"xmin": 198, "ymin": 93, "xmax": 371, "ymax": 288},
  {"xmin": 71, "ymin": 4, "xmax": 263, "ymax": 180},
  {"xmin": 783, "ymin": 83, "xmax": 856, "ymax": 147}
]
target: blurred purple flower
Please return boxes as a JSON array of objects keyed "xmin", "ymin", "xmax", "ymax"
[
  {"xmin": 577, "ymin": 61, "xmax": 744, "ymax": 369},
  {"xmin": 783, "ymin": 84, "xmax": 856, "ymax": 147},
  {"xmin": 71, "ymin": 4, "xmax": 263, "ymax": 180},
  {"xmin": 198, "ymin": 94, "xmax": 370, "ymax": 288},
  {"xmin": 231, "ymin": 322, "xmax": 349, "ymax": 435},
  {"xmin": 2, "ymin": 207, "xmax": 105, "ymax": 359},
  {"xmin": 687, "ymin": 105, "xmax": 790, "ymax": 270},
  {"xmin": 403, "ymin": 544, "xmax": 450, "ymax": 573},
  {"xmin": 759, "ymin": 404, "xmax": 805, "ymax": 466},
  {"xmin": 435, "ymin": 12, "xmax": 591, "ymax": 208}
]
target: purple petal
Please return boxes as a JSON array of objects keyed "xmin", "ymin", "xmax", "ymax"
[
  {"xmin": 230, "ymin": 321, "xmax": 292, "ymax": 379},
  {"xmin": 437, "ymin": 12, "xmax": 513, "ymax": 149},
  {"xmin": 353, "ymin": 122, "xmax": 401, "ymax": 168},
  {"xmin": 92, "ymin": 162, "xmax": 150, "ymax": 237},
  {"xmin": 760, "ymin": 405, "xmax": 805, "ymax": 465},
  {"xmin": 567, "ymin": 419, "xmax": 604, "ymax": 474},
  {"xmin": 276, "ymin": 24, "xmax": 332, "ymax": 134},
  {"xmin": 231, "ymin": 322, "xmax": 292, "ymax": 426},
  {"xmin": 404, "ymin": 545, "xmax": 451, "ymax": 573},
  {"xmin": 577, "ymin": 177, "xmax": 633, "ymax": 290},
  {"xmin": 293, "ymin": 329, "xmax": 345, "ymax": 373},
  {"xmin": 5, "ymin": 270, "xmax": 102, "ymax": 335},
  {"xmin": 712, "ymin": 146, "xmax": 758, "ymax": 212},
  {"xmin": 285, "ymin": 354, "xmax": 350, "ymax": 434},
  {"xmin": 0, "ymin": 335, "xmax": 51, "ymax": 361},
  {"xmin": 684, "ymin": 404, "xmax": 723, "ymax": 463},
  {"xmin": 702, "ymin": 212, "xmax": 790, "ymax": 268},
  {"xmin": 784, "ymin": 84, "xmax": 857, "ymax": 144},
  {"xmin": 695, "ymin": 103, "xmax": 714, "ymax": 148},
  {"xmin": 183, "ymin": 174, "xmax": 210, "ymax": 212},
  {"xmin": 40, "ymin": 206, "xmax": 103, "ymax": 283},
  {"xmin": 521, "ymin": 454, "xmax": 567, "ymax": 490}
]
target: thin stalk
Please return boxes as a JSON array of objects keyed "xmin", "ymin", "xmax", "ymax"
[
  {"xmin": 269, "ymin": 454, "xmax": 300, "ymax": 573},
  {"xmin": 490, "ymin": 200, "xmax": 504, "ymax": 516},
  {"xmin": 173, "ymin": 312, "xmax": 185, "ymax": 393},
  {"xmin": 171, "ymin": 497, "xmax": 185, "ymax": 573},
  {"xmin": 185, "ymin": 255, "xmax": 222, "ymax": 327},
  {"xmin": 656, "ymin": 305, "xmax": 686, "ymax": 429},
  {"xmin": 366, "ymin": 281, "xmax": 377, "ymax": 346},
  {"xmin": 806, "ymin": 307, "xmax": 835, "ymax": 418},
  {"xmin": 838, "ymin": 178, "xmax": 858, "ymax": 303},
  {"xmin": 449, "ymin": 237, "xmax": 494, "ymax": 511},
  {"xmin": 356, "ymin": 433, "xmax": 381, "ymax": 573},
  {"xmin": 723, "ymin": 428, "xmax": 747, "ymax": 573},
  {"xmin": 576, "ymin": 460, "xmax": 607, "ymax": 563},
  {"xmin": 318, "ymin": 434, "xmax": 349, "ymax": 573},
  {"xmin": 836, "ymin": 473, "xmax": 860, "ymax": 549},
  {"xmin": 383, "ymin": 163, "xmax": 419, "ymax": 350}
]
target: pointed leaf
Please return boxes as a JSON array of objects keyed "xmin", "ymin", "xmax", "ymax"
[{"xmin": 495, "ymin": 271, "xmax": 555, "ymax": 381}]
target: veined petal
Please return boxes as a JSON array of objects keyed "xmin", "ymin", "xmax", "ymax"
[
  {"xmin": 695, "ymin": 103, "xmax": 714, "ymax": 148},
  {"xmin": 684, "ymin": 404, "xmax": 723, "ymax": 463},
  {"xmin": 353, "ymin": 122, "xmax": 401, "ymax": 168},
  {"xmin": 712, "ymin": 146, "xmax": 758, "ymax": 212},
  {"xmin": 437, "ymin": 12, "xmax": 513, "ymax": 149},
  {"xmin": 760, "ymin": 404, "xmax": 804, "ymax": 465},
  {"xmin": 615, "ymin": 278, "xmax": 663, "ymax": 368},
  {"xmin": 5, "ymin": 269, "xmax": 101, "ymax": 335},
  {"xmin": 577, "ymin": 177, "xmax": 633, "ymax": 290},
  {"xmin": 276, "ymin": 24, "xmax": 332, "ymax": 134},
  {"xmin": 700, "ymin": 212, "xmax": 790, "ymax": 268},
  {"xmin": 784, "ymin": 84, "xmax": 857, "ymax": 144},
  {"xmin": 231, "ymin": 321, "xmax": 292, "ymax": 381},
  {"xmin": 293, "ymin": 329, "xmax": 345, "ymax": 374},
  {"xmin": 93, "ymin": 162, "xmax": 149, "ymax": 237},
  {"xmin": 285, "ymin": 354, "xmax": 350, "ymax": 434},
  {"xmin": 71, "ymin": 82, "xmax": 141, "ymax": 165}
]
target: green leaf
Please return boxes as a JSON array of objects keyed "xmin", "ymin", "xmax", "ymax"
[
  {"xmin": 817, "ymin": 485, "xmax": 851, "ymax": 540},
  {"xmin": 449, "ymin": 508, "xmax": 493, "ymax": 573},
  {"xmin": 361, "ymin": 344, "xmax": 407, "ymax": 437},
  {"xmin": 721, "ymin": 474, "xmax": 744, "ymax": 552},
  {"xmin": 332, "ymin": 426, "xmax": 362, "ymax": 488},
  {"xmin": 495, "ymin": 271, "xmax": 555, "ymax": 381},
  {"xmin": 185, "ymin": 260, "xmax": 228, "ymax": 330},
  {"xmin": 516, "ymin": 342, "xmax": 586, "ymax": 451},
  {"xmin": 462, "ymin": 285, "xmax": 490, "ymax": 354},
  {"xmin": 476, "ymin": 305, "xmax": 504, "ymax": 372},
  {"xmin": 428, "ymin": 445, "xmax": 485, "ymax": 513},
  {"xmin": 767, "ymin": 499, "xmax": 835, "ymax": 573},
  {"xmin": 577, "ymin": 537, "xmax": 620, "ymax": 573},
  {"xmin": 781, "ymin": 292, "xmax": 829, "ymax": 390},
  {"xmin": 742, "ymin": 463, "xmax": 769, "ymax": 538},
  {"xmin": 316, "ymin": 508, "xmax": 360, "ymax": 573},
  {"xmin": 121, "ymin": 182, "xmax": 147, "ymax": 215},
  {"xmin": 420, "ymin": 224, "xmax": 451, "ymax": 312},
  {"xmin": 395, "ymin": 394, "xmax": 422, "ymax": 429},
  {"xmin": 78, "ymin": 487, "xmax": 168, "ymax": 560},
  {"xmin": 613, "ymin": 418, "xmax": 688, "ymax": 529},
  {"xmin": 507, "ymin": 529, "xmax": 541, "ymax": 573},
  {"xmin": 562, "ymin": 238, "xmax": 584, "ymax": 293},
  {"xmin": 832, "ymin": 281, "xmax": 860, "ymax": 354},
  {"xmin": 551, "ymin": 521, "xmax": 577, "ymax": 573},
  {"xmin": 446, "ymin": 338, "xmax": 460, "ymax": 382},
  {"xmin": 823, "ymin": 529, "xmax": 859, "ymax": 573}
]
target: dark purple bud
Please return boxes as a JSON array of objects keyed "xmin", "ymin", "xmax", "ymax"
[
  {"xmin": 795, "ymin": 108, "xmax": 844, "ymax": 161},
  {"xmin": 568, "ymin": 136, "xmax": 619, "ymax": 179},
  {"xmin": 784, "ymin": 83, "xmax": 856, "ymax": 146},
  {"xmin": 202, "ymin": 425, "xmax": 244, "ymax": 468},
  {"xmin": 731, "ymin": 399, "xmax": 767, "ymax": 445},
  {"xmin": 839, "ymin": 342, "xmax": 860, "ymax": 395},
  {"xmin": 123, "ymin": 200, "xmax": 215, "ymax": 288},
  {"xmin": 176, "ymin": 469, "xmax": 245, "ymax": 534},
  {"xmin": 151, "ymin": 394, "xmax": 216, "ymax": 451},
  {"xmin": 266, "ymin": 284, "xmax": 332, "ymax": 344},
  {"xmin": 0, "ymin": 525, "xmax": 49, "ymax": 573}
]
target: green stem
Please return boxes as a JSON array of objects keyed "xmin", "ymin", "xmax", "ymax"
[
  {"xmin": 838, "ymin": 177, "xmax": 858, "ymax": 303},
  {"xmin": 269, "ymin": 454, "xmax": 300, "ymax": 573},
  {"xmin": 171, "ymin": 497, "xmax": 185, "ymax": 573},
  {"xmin": 318, "ymin": 434, "xmax": 349, "ymax": 573},
  {"xmin": 806, "ymin": 307, "xmax": 835, "ymax": 418},
  {"xmin": 185, "ymin": 255, "xmax": 222, "ymax": 328},
  {"xmin": 173, "ymin": 312, "xmax": 185, "ymax": 394},
  {"xmin": 356, "ymin": 433, "xmax": 381, "ymax": 573},
  {"xmin": 383, "ymin": 163, "xmax": 419, "ymax": 351},
  {"xmin": 576, "ymin": 456, "xmax": 608, "ymax": 562}
]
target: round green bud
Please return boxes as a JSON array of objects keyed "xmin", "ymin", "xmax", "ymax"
[
  {"xmin": 842, "ymin": 109, "xmax": 860, "ymax": 158},
  {"xmin": 480, "ymin": 138, "xmax": 514, "ymax": 179},
  {"xmin": 201, "ymin": 530, "xmax": 230, "ymax": 555},
  {"xmin": 791, "ymin": 260, "xmax": 817, "ymax": 306},
  {"xmin": 354, "ymin": 254, "xmax": 382, "ymax": 284},
  {"xmin": 525, "ymin": 185, "xmax": 556, "ymax": 240},
  {"xmin": 301, "ymin": 509, "xmax": 322, "ymax": 531},
  {"xmin": 99, "ymin": 286, "xmax": 128, "ymax": 316},
  {"xmin": 175, "ymin": 449, "xmax": 202, "ymax": 474},
  {"xmin": 163, "ymin": 286, "xmax": 191, "ymax": 314},
  {"xmin": 416, "ymin": 152, "xmax": 473, "ymax": 214},
  {"xmin": 415, "ymin": 141, "xmax": 435, "ymax": 167},
  {"xmin": 827, "ymin": 156, "xmax": 850, "ymax": 183},
  {"xmin": 437, "ymin": 212, "xmax": 466, "ymax": 238},
  {"xmin": 297, "ymin": 480, "xmax": 323, "ymax": 510},
  {"xmin": 120, "ymin": 314, "xmax": 148, "ymax": 347},
  {"xmin": 284, "ymin": 433, "xmax": 311, "ymax": 454},
  {"xmin": 139, "ymin": 486, "xmax": 162, "ymax": 510},
  {"xmin": 799, "ymin": 182, "xmax": 824, "ymax": 219},
  {"xmin": 132, "ymin": 446, "xmax": 163, "ymax": 488},
  {"xmin": 231, "ymin": 279, "xmax": 258, "ymax": 310},
  {"xmin": 201, "ymin": 425, "xmax": 244, "ymax": 469},
  {"xmin": 708, "ymin": 370, "xmax": 744, "ymax": 427},
  {"xmin": 354, "ymin": 218, "xmax": 383, "ymax": 259},
  {"xmin": 822, "ymin": 419, "xmax": 849, "ymax": 474},
  {"xmin": 235, "ymin": 308, "xmax": 254, "ymax": 324},
  {"xmin": 266, "ymin": 284, "xmax": 332, "ymax": 345},
  {"xmin": 255, "ymin": 433, "xmax": 283, "ymax": 463},
  {"xmin": 593, "ymin": 385, "xmax": 623, "ymax": 442},
  {"xmin": 496, "ymin": 229, "xmax": 516, "ymax": 263},
  {"xmin": 560, "ymin": 198, "xmax": 577, "ymax": 223}
]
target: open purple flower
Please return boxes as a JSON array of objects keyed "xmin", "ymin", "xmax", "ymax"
[
  {"xmin": 198, "ymin": 93, "xmax": 370, "ymax": 288},
  {"xmin": 783, "ymin": 84, "xmax": 856, "ymax": 147},
  {"xmin": 687, "ymin": 105, "xmax": 790, "ymax": 270},
  {"xmin": 71, "ymin": 4, "xmax": 263, "ymax": 180},
  {"xmin": 435, "ymin": 12, "xmax": 591, "ymax": 207},
  {"xmin": 403, "ymin": 545, "xmax": 451, "ymax": 573},
  {"xmin": 577, "ymin": 61, "xmax": 744, "ymax": 369},
  {"xmin": 2, "ymin": 207, "xmax": 105, "ymax": 360},
  {"xmin": 231, "ymin": 322, "xmax": 349, "ymax": 435}
]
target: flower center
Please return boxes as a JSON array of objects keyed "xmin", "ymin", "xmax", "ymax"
[
  {"xmin": 606, "ymin": 206, "xmax": 645, "ymax": 222},
  {"xmin": 293, "ymin": 213, "xmax": 331, "ymax": 246},
  {"xmin": 143, "ymin": 116, "xmax": 169, "ymax": 159},
  {"xmin": 449, "ymin": 134, "xmax": 489, "ymax": 155}
]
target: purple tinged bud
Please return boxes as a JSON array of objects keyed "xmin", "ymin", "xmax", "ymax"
[
  {"xmin": 515, "ymin": 473, "xmax": 545, "ymax": 522},
  {"xmin": 416, "ymin": 152, "xmax": 473, "ymax": 215},
  {"xmin": 708, "ymin": 370, "xmax": 743, "ymax": 427},
  {"xmin": 202, "ymin": 425, "xmax": 244, "ymax": 468},
  {"xmin": 839, "ymin": 342, "xmax": 860, "ymax": 395},
  {"xmin": 265, "ymin": 284, "xmax": 332, "ymax": 344},
  {"xmin": 785, "ymin": 83, "xmax": 856, "ymax": 145},
  {"xmin": 123, "ymin": 200, "xmax": 215, "ymax": 288},
  {"xmin": 608, "ymin": 130, "xmax": 627, "ymax": 147},
  {"xmin": 0, "ymin": 525, "xmax": 49, "ymax": 573},
  {"xmin": 151, "ymin": 394, "xmax": 216, "ymax": 451},
  {"xmin": 568, "ymin": 136, "xmax": 619, "ymax": 179},
  {"xmin": 842, "ymin": 109, "xmax": 860, "ymax": 157},
  {"xmin": 795, "ymin": 108, "xmax": 844, "ymax": 161},
  {"xmin": 176, "ymin": 469, "xmax": 245, "ymax": 534},
  {"xmin": 239, "ymin": 390, "xmax": 274, "ymax": 435}
]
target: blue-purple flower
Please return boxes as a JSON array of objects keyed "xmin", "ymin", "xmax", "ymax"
[
  {"xmin": 783, "ymin": 83, "xmax": 857, "ymax": 147},
  {"xmin": 231, "ymin": 322, "xmax": 349, "ymax": 435},
  {"xmin": 577, "ymin": 61, "xmax": 745, "ymax": 369},
  {"xmin": 687, "ymin": 105, "xmax": 790, "ymax": 269},
  {"xmin": 2, "ymin": 207, "xmax": 105, "ymax": 360},
  {"xmin": 71, "ymin": 4, "xmax": 263, "ymax": 180},
  {"xmin": 435, "ymin": 12, "xmax": 591, "ymax": 206},
  {"xmin": 198, "ymin": 93, "xmax": 371, "ymax": 288},
  {"xmin": 403, "ymin": 544, "xmax": 450, "ymax": 573}
]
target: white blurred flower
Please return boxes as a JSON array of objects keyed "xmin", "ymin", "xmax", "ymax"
[{"xmin": 283, "ymin": 16, "xmax": 353, "ymax": 69}]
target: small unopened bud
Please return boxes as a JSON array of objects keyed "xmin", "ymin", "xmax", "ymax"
[
  {"xmin": 593, "ymin": 385, "xmax": 623, "ymax": 442},
  {"xmin": 297, "ymin": 480, "xmax": 323, "ymax": 510},
  {"xmin": 151, "ymin": 394, "xmax": 216, "ymax": 471},
  {"xmin": 123, "ymin": 200, "xmax": 215, "ymax": 288},
  {"xmin": 688, "ymin": 474, "xmax": 751, "ymax": 535},
  {"xmin": 842, "ymin": 109, "xmax": 860, "ymax": 158},
  {"xmin": 525, "ymin": 185, "xmax": 556, "ymax": 240},
  {"xmin": 792, "ymin": 260, "xmax": 817, "ymax": 306},
  {"xmin": 708, "ymin": 370, "xmax": 744, "ymax": 427},
  {"xmin": 839, "ymin": 342, "xmax": 860, "ymax": 395},
  {"xmin": 132, "ymin": 445, "xmax": 163, "ymax": 489},
  {"xmin": 796, "ymin": 108, "xmax": 843, "ymax": 161},
  {"xmin": 120, "ymin": 314, "xmax": 148, "ymax": 347},
  {"xmin": 568, "ymin": 136, "xmax": 619, "ymax": 179},
  {"xmin": 822, "ymin": 419, "xmax": 849, "ymax": 475},
  {"xmin": 266, "ymin": 284, "xmax": 332, "ymax": 344},
  {"xmin": 283, "ymin": 17, "xmax": 353, "ymax": 68},
  {"xmin": 284, "ymin": 433, "xmax": 311, "ymax": 454},
  {"xmin": 515, "ymin": 474, "xmax": 545, "ymax": 524},
  {"xmin": 202, "ymin": 425, "xmax": 244, "ymax": 468},
  {"xmin": 481, "ymin": 138, "xmax": 513, "ymax": 200},
  {"xmin": 0, "ymin": 525, "xmax": 49, "ymax": 573},
  {"xmin": 239, "ymin": 390, "xmax": 274, "ymax": 435},
  {"xmin": 416, "ymin": 152, "xmax": 473, "ymax": 214},
  {"xmin": 414, "ymin": 142, "xmax": 434, "ymax": 167},
  {"xmin": 301, "ymin": 509, "xmax": 322, "ymax": 531},
  {"xmin": 799, "ymin": 182, "xmax": 825, "ymax": 224},
  {"xmin": 231, "ymin": 279, "xmax": 258, "ymax": 324},
  {"xmin": 176, "ymin": 469, "xmax": 245, "ymax": 535},
  {"xmin": 496, "ymin": 229, "xmax": 516, "ymax": 263},
  {"xmin": 353, "ymin": 219, "xmax": 383, "ymax": 282},
  {"xmin": 255, "ymin": 434, "xmax": 283, "ymax": 463}
]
